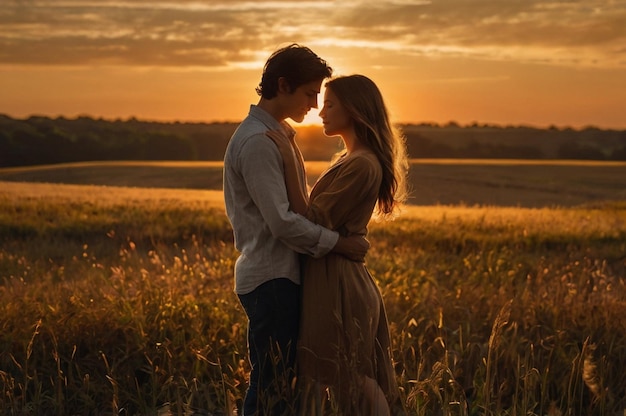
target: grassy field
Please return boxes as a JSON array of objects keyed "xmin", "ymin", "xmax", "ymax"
[
  {"xmin": 1, "ymin": 162, "xmax": 626, "ymax": 415},
  {"xmin": 1, "ymin": 159, "xmax": 626, "ymax": 207}
]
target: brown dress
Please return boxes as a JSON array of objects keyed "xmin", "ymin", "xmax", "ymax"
[{"xmin": 298, "ymin": 149, "xmax": 399, "ymax": 412}]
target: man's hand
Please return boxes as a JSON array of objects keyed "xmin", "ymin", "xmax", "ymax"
[
  {"xmin": 266, "ymin": 129, "xmax": 293, "ymax": 155},
  {"xmin": 333, "ymin": 234, "xmax": 370, "ymax": 262}
]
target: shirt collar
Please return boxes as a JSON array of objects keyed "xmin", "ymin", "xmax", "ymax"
[{"xmin": 249, "ymin": 105, "xmax": 296, "ymax": 139}]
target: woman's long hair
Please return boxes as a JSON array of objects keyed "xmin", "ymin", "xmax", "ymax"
[{"xmin": 326, "ymin": 75, "xmax": 409, "ymax": 217}]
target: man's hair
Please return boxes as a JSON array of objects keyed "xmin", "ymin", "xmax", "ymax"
[{"xmin": 256, "ymin": 44, "xmax": 332, "ymax": 99}]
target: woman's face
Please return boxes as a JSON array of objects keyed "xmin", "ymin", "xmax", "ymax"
[{"xmin": 319, "ymin": 88, "xmax": 352, "ymax": 137}]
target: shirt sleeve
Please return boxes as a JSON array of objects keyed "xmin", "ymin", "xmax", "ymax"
[{"xmin": 239, "ymin": 133, "xmax": 338, "ymax": 257}]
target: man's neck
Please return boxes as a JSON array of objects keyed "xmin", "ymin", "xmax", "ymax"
[{"xmin": 257, "ymin": 98, "xmax": 285, "ymax": 123}]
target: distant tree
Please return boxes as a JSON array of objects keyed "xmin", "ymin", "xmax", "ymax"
[
  {"xmin": 0, "ymin": 131, "xmax": 10, "ymax": 166},
  {"xmin": 405, "ymin": 135, "xmax": 455, "ymax": 158},
  {"xmin": 142, "ymin": 132, "xmax": 195, "ymax": 160},
  {"xmin": 557, "ymin": 142, "xmax": 606, "ymax": 160},
  {"xmin": 1, "ymin": 114, "xmax": 624, "ymax": 167},
  {"xmin": 10, "ymin": 125, "xmax": 49, "ymax": 166},
  {"xmin": 611, "ymin": 146, "xmax": 626, "ymax": 160},
  {"xmin": 610, "ymin": 131, "xmax": 626, "ymax": 160}
]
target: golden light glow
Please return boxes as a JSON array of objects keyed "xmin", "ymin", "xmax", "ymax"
[
  {"xmin": 0, "ymin": 1, "xmax": 625, "ymax": 128},
  {"xmin": 301, "ymin": 111, "xmax": 323, "ymax": 126}
]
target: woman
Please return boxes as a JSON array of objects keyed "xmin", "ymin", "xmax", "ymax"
[{"xmin": 267, "ymin": 74, "xmax": 408, "ymax": 415}]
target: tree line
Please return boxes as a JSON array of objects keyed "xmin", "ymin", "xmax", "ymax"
[{"xmin": 1, "ymin": 114, "xmax": 625, "ymax": 168}]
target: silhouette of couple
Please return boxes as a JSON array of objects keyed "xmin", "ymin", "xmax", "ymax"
[{"xmin": 223, "ymin": 44, "xmax": 408, "ymax": 415}]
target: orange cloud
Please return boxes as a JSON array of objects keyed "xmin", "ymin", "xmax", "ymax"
[
  {"xmin": 1, "ymin": 1, "xmax": 624, "ymax": 68},
  {"xmin": 1, "ymin": 1, "xmax": 625, "ymax": 128}
]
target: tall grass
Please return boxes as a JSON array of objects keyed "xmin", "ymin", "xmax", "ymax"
[
  {"xmin": 370, "ymin": 204, "xmax": 626, "ymax": 415},
  {"xmin": 1, "ymin": 185, "xmax": 625, "ymax": 415}
]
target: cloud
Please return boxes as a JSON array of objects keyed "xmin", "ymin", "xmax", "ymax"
[{"xmin": 1, "ymin": 0, "xmax": 624, "ymax": 68}]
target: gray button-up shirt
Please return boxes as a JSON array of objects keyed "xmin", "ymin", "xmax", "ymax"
[{"xmin": 223, "ymin": 105, "xmax": 338, "ymax": 295}]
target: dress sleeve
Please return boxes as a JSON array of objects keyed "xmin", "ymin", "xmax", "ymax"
[{"xmin": 307, "ymin": 154, "xmax": 381, "ymax": 231}]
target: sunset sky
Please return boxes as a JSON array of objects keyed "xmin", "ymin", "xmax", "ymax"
[{"xmin": 1, "ymin": 0, "xmax": 625, "ymax": 129}]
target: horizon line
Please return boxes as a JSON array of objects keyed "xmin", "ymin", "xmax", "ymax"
[{"xmin": 1, "ymin": 112, "xmax": 624, "ymax": 132}]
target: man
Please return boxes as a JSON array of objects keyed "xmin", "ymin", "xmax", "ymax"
[{"xmin": 223, "ymin": 44, "xmax": 369, "ymax": 415}]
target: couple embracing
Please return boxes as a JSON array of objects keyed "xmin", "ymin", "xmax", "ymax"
[{"xmin": 223, "ymin": 44, "xmax": 408, "ymax": 416}]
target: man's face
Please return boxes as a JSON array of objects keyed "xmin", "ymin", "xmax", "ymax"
[{"xmin": 283, "ymin": 79, "xmax": 323, "ymax": 123}]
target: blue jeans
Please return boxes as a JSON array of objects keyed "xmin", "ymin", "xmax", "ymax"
[{"xmin": 238, "ymin": 278, "xmax": 300, "ymax": 416}]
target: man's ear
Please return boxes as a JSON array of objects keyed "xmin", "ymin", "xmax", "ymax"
[{"xmin": 277, "ymin": 77, "xmax": 293, "ymax": 94}]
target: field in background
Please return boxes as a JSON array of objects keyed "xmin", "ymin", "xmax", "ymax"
[
  {"xmin": 1, "ymin": 179, "xmax": 626, "ymax": 415},
  {"xmin": 0, "ymin": 179, "xmax": 225, "ymax": 207},
  {"xmin": 1, "ymin": 159, "xmax": 626, "ymax": 207}
]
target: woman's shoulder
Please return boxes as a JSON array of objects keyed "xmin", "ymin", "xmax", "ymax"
[
  {"xmin": 344, "ymin": 149, "xmax": 379, "ymax": 167},
  {"xmin": 340, "ymin": 149, "xmax": 381, "ymax": 178}
]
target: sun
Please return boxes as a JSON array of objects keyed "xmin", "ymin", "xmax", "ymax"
[
  {"xmin": 299, "ymin": 82, "xmax": 329, "ymax": 125},
  {"xmin": 301, "ymin": 110, "xmax": 323, "ymax": 126}
]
